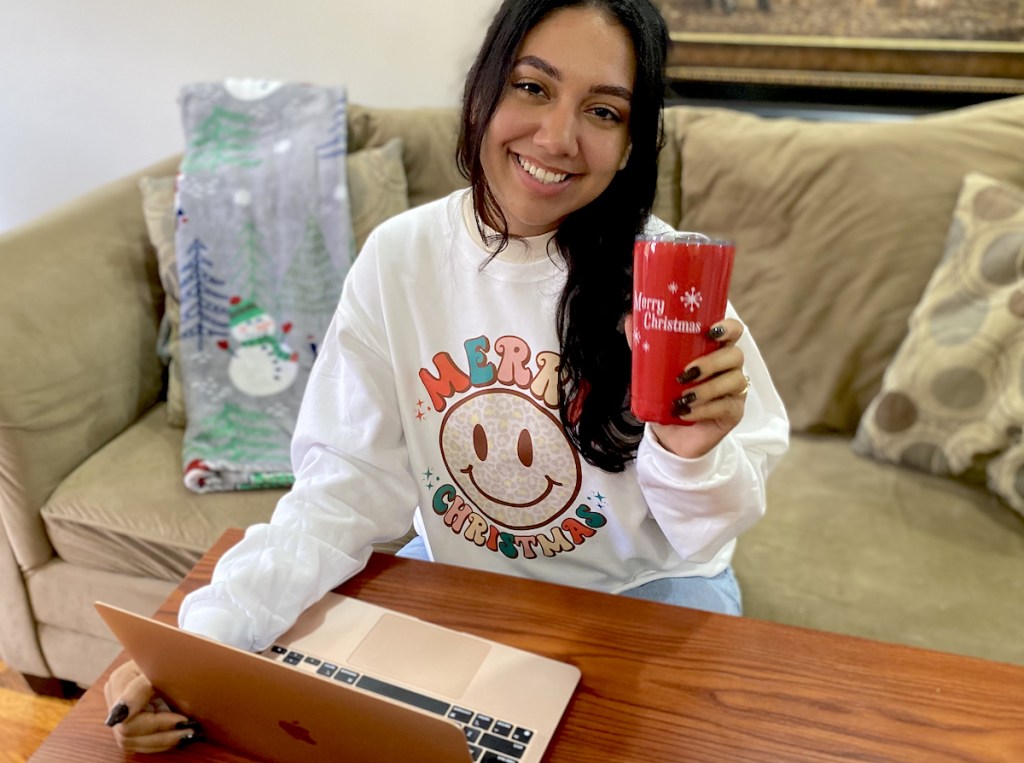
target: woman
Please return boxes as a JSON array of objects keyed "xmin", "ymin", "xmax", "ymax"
[{"xmin": 105, "ymin": 0, "xmax": 788, "ymax": 751}]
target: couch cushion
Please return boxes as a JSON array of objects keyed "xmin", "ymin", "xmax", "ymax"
[
  {"xmin": 40, "ymin": 404, "xmax": 414, "ymax": 581},
  {"xmin": 853, "ymin": 172, "xmax": 1024, "ymax": 516},
  {"xmin": 40, "ymin": 404, "xmax": 286, "ymax": 581},
  {"xmin": 667, "ymin": 95, "xmax": 1024, "ymax": 433},
  {"xmin": 348, "ymin": 105, "xmax": 467, "ymax": 209},
  {"xmin": 734, "ymin": 433, "xmax": 1024, "ymax": 666},
  {"xmin": 26, "ymin": 557, "xmax": 176, "ymax": 642}
]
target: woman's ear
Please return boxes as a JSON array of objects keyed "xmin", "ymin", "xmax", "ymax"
[{"xmin": 618, "ymin": 143, "xmax": 632, "ymax": 170}]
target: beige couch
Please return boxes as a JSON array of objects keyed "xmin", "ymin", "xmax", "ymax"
[{"xmin": 3, "ymin": 98, "xmax": 1024, "ymax": 689}]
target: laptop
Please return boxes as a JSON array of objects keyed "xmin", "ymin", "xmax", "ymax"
[{"xmin": 96, "ymin": 591, "xmax": 581, "ymax": 762}]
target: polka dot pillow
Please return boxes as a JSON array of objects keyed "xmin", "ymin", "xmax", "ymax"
[{"xmin": 853, "ymin": 172, "xmax": 1024, "ymax": 516}]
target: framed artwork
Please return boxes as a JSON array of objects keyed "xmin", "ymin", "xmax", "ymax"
[{"xmin": 654, "ymin": 0, "xmax": 1024, "ymax": 94}]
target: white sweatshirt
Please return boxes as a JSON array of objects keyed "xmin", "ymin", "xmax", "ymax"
[{"xmin": 180, "ymin": 190, "xmax": 790, "ymax": 651}]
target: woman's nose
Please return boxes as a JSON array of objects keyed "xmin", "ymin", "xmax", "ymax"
[{"xmin": 534, "ymin": 104, "xmax": 579, "ymax": 158}]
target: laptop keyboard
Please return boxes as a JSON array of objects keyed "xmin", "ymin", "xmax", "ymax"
[{"xmin": 266, "ymin": 644, "xmax": 535, "ymax": 761}]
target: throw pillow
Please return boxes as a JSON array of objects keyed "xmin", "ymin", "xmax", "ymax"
[
  {"xmin": 348, "ymin": 105, "xmax": 466, "ymax": 209},
  {"xmin": 139, "ymin": 176, "xmax": 186, "ymax": 426},
  {"xmin": 140, "ymin": 138, "xmax": 409, "ymax": 427},
  {"xmin": 669, "ymin": 94, "xmax": 1024, "ymax": 433},
  {"xmin": 852, "ymin": 172, "xmax": 1024, "ymax": 516},
  {"xmin": 348, "ymin": 137, "xmax": 409, "ymax": 253}
]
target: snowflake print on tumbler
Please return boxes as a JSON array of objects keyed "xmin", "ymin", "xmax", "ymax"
[{"xmin": 681, "ymin": 287, "xmax": 702, "ymax": 313}]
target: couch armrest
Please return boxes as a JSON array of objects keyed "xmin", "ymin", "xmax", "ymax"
[
  {"xmin": 0, "ymin": 520, "xmax": 49, "ymax": 676},
  {"xmin": 0, "ymin": 155, "xmax": 180, "ymax": 575}
]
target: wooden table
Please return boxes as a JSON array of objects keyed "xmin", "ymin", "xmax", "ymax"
[{"xmin": 33, "ymin": 528, "xmax": 1024, "ymax": 762}]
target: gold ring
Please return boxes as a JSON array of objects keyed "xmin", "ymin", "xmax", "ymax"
[{"xmin": 739, "ymin": 375, "xmax": 751, "ymax": 397}]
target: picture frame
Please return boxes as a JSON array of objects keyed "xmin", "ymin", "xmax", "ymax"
[{"xmin": 655, "ymin": 1, "xmax": 1024, "ymax": 95}]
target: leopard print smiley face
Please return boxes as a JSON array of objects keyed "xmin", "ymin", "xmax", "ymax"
[{"xmin": 439, "ymin": 390, "xmax": 582, "ymax": 530}]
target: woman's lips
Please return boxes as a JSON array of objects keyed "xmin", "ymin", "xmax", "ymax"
[{"xmin": 515, "ymin": 153, "xmax": 573, "ymax": 185}]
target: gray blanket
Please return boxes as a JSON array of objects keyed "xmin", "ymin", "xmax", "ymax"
[{"xmin": 175, "ymin": 81, "xmax": 352, "ymax": 492}]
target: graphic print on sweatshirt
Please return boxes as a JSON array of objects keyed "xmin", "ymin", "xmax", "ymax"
[{"xmin": 417, "ymin": 333, "xmax": 608, "ymax": 561}]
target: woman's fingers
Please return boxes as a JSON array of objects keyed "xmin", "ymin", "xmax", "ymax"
[
  {"xmin": 105, "ymin": 669, "xmax": 155, "ymax": 727},
  {"xmin": 673, "ymin": 369, "xmax": 747, "ymax": 416},
  {"xmin": 105, "ymin": 659, "xmax": 196, "ymax": 751},
  {"xmin": 677, "ymin": 346, "xmax": 743, "ymax": 396},
  {"xmin": 673, "ymin": 320, "xmax": 748, "ymax": 419},
  {"xmin": 118, "ymin": 709, "xmax": 192, "ymax": 738},
  {"xmin": 676, "ymin": 389, "xmax": 745, "ymax": 423},
  {"xmin": 677, "ymin": 319, "xmax": 744, "ymax": 380},
  {"xmin": 112, "ymin": 721, "xmax": 199, "ymax": 753},
  {"xmin": 707, "ymin": 318, "xmax": 744, "ymax": 346},
  {"xmin": 104, "ymin": 660, "xmax": 140, "ymax": 706}
]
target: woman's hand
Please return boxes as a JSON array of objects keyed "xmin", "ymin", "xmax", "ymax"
[
  {"xmin": 625, "ymin": 315, "xmax": 749, "ymax": 459},
  {"xmin": 104, "ymin": 659, "xmax": 199, "ymax": 752}
]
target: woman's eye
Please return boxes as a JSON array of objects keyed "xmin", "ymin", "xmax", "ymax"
[
  {"xmin": 590, "ymin": 106, "xmax": 623, "ymax": 123},
  {"xmin": 512, "ymin": 81, "xmax": 544, "ymax": 96}
]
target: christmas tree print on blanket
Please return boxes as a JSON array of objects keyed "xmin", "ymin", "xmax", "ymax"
[
  {"xmin": 184, "ymin": 401, "xmax": 294, "ymax": 492},
  {"xmin": 282, "ymin": 214, "xmax": 342, "ymax": 342},
  {"xmin": 179, "ymin": 238, "xmax": 230, "ymax": 351},
  {"xmin": 226, "ymin": 215, "xmax": 277, "ymax": 314},
  {"xmin": 182, "ymin": 106, "xmax": 262, "ymax": 173},
  {"xmin": 219, "ymin": 296, "xmax": 299, "ymax": 397}
]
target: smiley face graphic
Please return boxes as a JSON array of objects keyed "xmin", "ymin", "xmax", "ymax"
[{"xmin": 439, "ymin": 389, "xmax": 582, "ymax": 530}]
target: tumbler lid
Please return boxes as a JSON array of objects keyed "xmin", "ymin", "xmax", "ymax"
[{"xmin": 636, "ymin": 231, "xmax": 732, "ymax": 246}]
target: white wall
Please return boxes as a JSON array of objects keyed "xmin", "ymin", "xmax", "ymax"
[{"xmin": 0, "ymin": 1, "xmax": 499, "ymax": 232}]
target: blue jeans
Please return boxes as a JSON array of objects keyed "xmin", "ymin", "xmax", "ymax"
[{"xmin": 396, "ymin": 536, "xmax": 742, "ymax": 616}]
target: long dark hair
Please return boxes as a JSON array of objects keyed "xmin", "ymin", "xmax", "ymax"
[{"xmin": 456, "ymin": 0, "xmax": 668, "ymax": 472}]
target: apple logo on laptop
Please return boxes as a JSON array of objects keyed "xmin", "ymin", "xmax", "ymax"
[{"xmin": 279, "ymin": 719, "xmax": 317, "ymax": 746}]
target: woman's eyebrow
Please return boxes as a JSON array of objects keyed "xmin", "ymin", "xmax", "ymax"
[
  {"xmin": 591, "ymin": 83, "xmax": 632, "ymax": 102},
  {"xmin": 514, "ymin": 55, "xmax": 633, "ymax": 102},
  {"xmin": 516, "ymin": 55, "xmax": 560, "ymax": 80}
]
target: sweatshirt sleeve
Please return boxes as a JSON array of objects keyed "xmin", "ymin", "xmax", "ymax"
[
  {"xmin": 178, "ymin": 236, "xmax": 419, "ymax": 651},
  {"xmin": 636, "ymin": 303, "xmax": 789, "ymax": 565}
]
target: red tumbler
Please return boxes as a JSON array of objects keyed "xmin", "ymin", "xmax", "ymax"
[{"xmin": 630, "ymin": 232, "xmax": 735, "ymax": 424}]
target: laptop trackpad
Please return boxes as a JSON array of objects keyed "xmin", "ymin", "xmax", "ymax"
[{"xmin": 348, "ymin": 613, "xmax": 490, "ymax": 699}]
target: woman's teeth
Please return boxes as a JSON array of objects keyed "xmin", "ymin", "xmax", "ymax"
[{"xmin": 517, "ymin": 155, "xmax": 569, "ymax": 185}]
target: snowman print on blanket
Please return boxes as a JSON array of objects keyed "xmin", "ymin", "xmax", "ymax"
[{"xmin": 219, "ymin": 296, "xmax": 299, "ymax": 397}]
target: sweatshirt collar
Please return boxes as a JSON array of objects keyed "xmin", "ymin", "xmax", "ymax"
[{"xmin": 460, "ymin": 190, "xmax": 557, "ymax": 265}]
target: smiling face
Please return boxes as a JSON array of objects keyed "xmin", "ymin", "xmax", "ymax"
[
  {"xmin": 231, "ymin": 313, "xmax": 274, "ymax": 341},
  {"xmin": 479, "ymin": 6, "xmax": 635, "ymax": 238},
  {"xmin": 440, "ymin": 390, "xmax": 582, "ymax": 530}
]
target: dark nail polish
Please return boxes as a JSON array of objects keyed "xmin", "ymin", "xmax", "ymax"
[
  {"xmin": 672, "ymin": 399, "xmax": 692, "ymax": 417},
  {"xmin": 708, "ymin": 325, "xmax": 726, "ymax": 340},
  {"xmin": 104, "ymin": 702, "xmax": 129, "ymax": 727},
  {"xmin": 681, "ymin": 392, "xmax": 697, "ymax": 405},
  {"xmin": 178, "ymin": 731, "xmax": 205, "ymax": 749},
  {"xmin": 175, "ymin": 721, "xmax": 204, "ymax": 732},
  {"xmin": 677, "ymin": 367, "xmax": 701, "ymax": 384}
]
